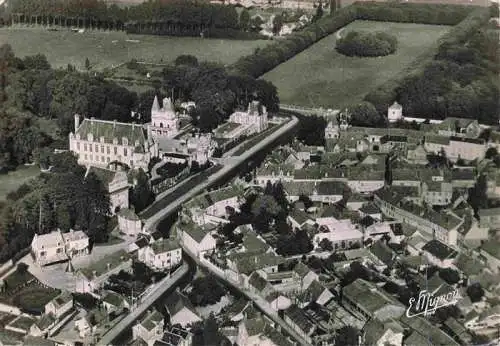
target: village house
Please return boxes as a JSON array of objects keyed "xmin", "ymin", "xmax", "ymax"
[
  {"xmin": 362, "ymin": 319, "xmax": 404, "ymax": 346},
  {"xmin": 117, "ymin": 208, "xmax": 143, "ymax": 236},
  {"xmin": 465, "ymin": 305, "xmax": 500, "ymax": 331},
  {"xmin": 179, "ymin": 222, "xmax": 217, "ymax": 258},
  {"xmin": 102, "ymin": 290, "xmax": 130, "ymax": 314},
  {"xmin": 479, "ymin": 239, "xmax": 500, "ymax": 273},
  {"xmin": 374, "ymin": 187, "xmax": 463, "ymax": 246},
  {"xmin": 29, "ymin": 314, "xmax": 57, "ymax": 338},
  {"xmin": 160, "ymin": 326, "xmax": 193, "ymax": 346},
  {"xmin": 314, "ymin": 217, "xmax": 363, "ymax": 251},
  {"xmin": 287, "ymin": 208, "xmax": 315, "ymax": 230},
  {"xmin": 132, "ymin": 308, "xmax": 165, "ymax": 346},
  {"xmin": 405, "ymin": 144, "xmax": 428, "ymax": 165},
  {"xmin": 283, "ymin": 304, "xmax": 316, "ymax": 344},
  {"xmin": 44, "ymin": 291, "xmax": 73, "ymax": 320},
  {"xmin": 138, "ymin": 238, "xmax": 182, "ymax": 271},
  {"xmin": 164, "ymin": 290, "xmax": 202, "ymax": 327},
  {"xmin": 421, "ymin": 240, "xmax": 458, "ymax": 268},
  {"xmin": 342, "ymin": 279, "xmax": 406, "ymax": 322},
  {"xmin": 237, "ymin": 317, "xmax": 295, "ymax": 346},
  {"xmin": 85, "ymin": 166, "xmax": 129, "ymax": 214},
  {"xmin": 346, "ymin": 169, "xmax": 385, "ymax": 194},
  {"xmin": 31, "ymin": 229, "xmax": 90, "ymax": 266},
  {"xmin": 436, "ymin": 117, "xmax": 481, "ymax": 138},
  {"xmin": 69, "ymin": 114, "xmax": 157, "ymax": 170},
  {"xmin": 75, "ymin": 250, "xmax": 132, "ymax": 293},
  {"xmin": 424, "ymin": 135, "xmax": 486, "ymax": 162},
  {"xmin": 478, "ymin": 207, "xmax": 500, "ymax": 229}
]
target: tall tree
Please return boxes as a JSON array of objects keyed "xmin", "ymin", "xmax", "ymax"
[{"xmin": 203, "ymin": 313, "xmax": 219, "ymax": 346}]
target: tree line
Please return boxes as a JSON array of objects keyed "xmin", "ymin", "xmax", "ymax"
[
  {"xmin": 231, "ymin": 2, "xmax": 474, "ymax": 78},
  {"xmin": 160, "ymin": 56, "xmax": 279, "ymax": 133},
  {"xmin": 364, "ymin": 7, "xmax": 498, "ymax": 124},
  {"xmin": 9, "ymin": 0, "xmax": 249, "ymax": 37},
  {"xmin": 0, "ymin": 151, "xmax": 110, "ymax": 264}
]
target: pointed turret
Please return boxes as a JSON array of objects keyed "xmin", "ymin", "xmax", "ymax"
[
  {"xmin": 65, "ymin": 260, "xmax": 74, "ymax": 273},
  {"xmin": 152, "ymin": 95, "xmax": 160, "ymax": 112},
  {"xmin": 162, "ymin": 97, "xmax": 174, "ymax": 112}
]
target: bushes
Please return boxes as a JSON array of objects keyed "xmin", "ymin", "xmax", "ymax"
[{"xmin": 336, "ymin": 31, "xmax": 397, "ymax": 57}]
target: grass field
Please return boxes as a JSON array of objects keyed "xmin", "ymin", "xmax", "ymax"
[
  {"xmin": 0, "ymin": 27, "xmax": 270, "ymax": 70},
  {"xmin": 262, "ymin": 20, "xmax": 451, "ymax": 108},
  {"xmin": 0, "ymin": 165, "xmax": 39, "ymax": 202}
]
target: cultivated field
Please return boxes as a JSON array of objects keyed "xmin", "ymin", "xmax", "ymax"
[
  {"xmin": 0, "ymin": 27, "xmax": 270, "ymax": 70},
  {"xmin": 262, "ymin": 20, "xmax": 451, "ymax": 108}
]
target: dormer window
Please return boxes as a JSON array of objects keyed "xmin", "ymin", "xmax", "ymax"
[
  {"xmin": 113, "ymin": 138, "xmax": 118, "ymax": 145},
  {"xmin": 100, "ymin": 136, "xmax": 105, "ymax": 143},
  {"xmin": 122, "ymin": 137, "xmax": 128, "ymax": 146},
  {"xmin": 87, "ymin": 133, "xmax": 93, "ymax": 142}
]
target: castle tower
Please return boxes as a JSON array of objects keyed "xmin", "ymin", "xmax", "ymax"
[
  {"xmin": 387, "ymin": 101, "xmax": 403, "ymax": 123},
  {"xmin": 150, "ymin": 96, "xmax": 180, "ymax": 138}
]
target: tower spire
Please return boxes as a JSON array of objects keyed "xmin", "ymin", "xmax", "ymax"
[{"xmin": 152, "ymin": 95, "xmax": 160, "ymax": 112}]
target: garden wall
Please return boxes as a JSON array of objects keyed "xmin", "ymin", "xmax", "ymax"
[{"xmin": 0, "ymin": 302, "xmax": 21, "ymax": 315}]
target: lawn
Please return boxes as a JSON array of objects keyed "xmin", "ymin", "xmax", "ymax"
[
  {"xmin": 0, "ymin": 27, "xmax": 270, "ymax": 70},
  {"xmin": 262, "ymin": 20, "xmax": 451, "ymax": 109},
  {"xmin": 0, "ymin": 165, "xmax": 39, "ymax": 202}
]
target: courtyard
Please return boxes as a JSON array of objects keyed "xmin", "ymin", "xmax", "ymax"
[
  {"xmin": 262, "ymin": 20, "xmax": 451, "ymax": 108},
  {"xmin": 0, "ymin": 27, "xmax": 271, "ymax": 70}
]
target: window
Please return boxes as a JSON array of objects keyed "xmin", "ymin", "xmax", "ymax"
[
  {"xmin": 89, "ymin": 144, "xmax": 93, "ymax": 152},
  {"xmin": 56, "ymin": 248, "xmax": 63, "ymax": 253},
  {"xmin": 107, "ymin": 146, "xmax": 110, "ymax": 155},
  {"xmin": 124, "ymin": 148, "xmax": 128, "ymax": 157},
  {"xmin": 84, "ymin": 154, "xmax": 88, "ymax": 160},
  {"xmin": 40, "ymin": 251, "xmax": 46, "ymax": 257},
  {"xmin": 107, "ymin": 157, "xmax": 110, "ymax": 163},
  {"xmin": 101, "ymin": 145, "xmax": 104, "ymax": 153},
  {"xmin": 101, "ymin": 156, "xmax": 104, "ymax": 162},
  {"xmin": 76, "ymin": 142, "xmax": 80, "ymax": 150},
  {"xmin": 114, "ymin": 147, "xmax": 117, "ymax": 155},
  {"xmin": 84, "ymin": 143, "xmax": 87, "ymax": 151},
  {"xmin": 130, "ymin": 160, "xmax": 133, "ymax": 167},
  {"xmin": 95, "ymin": 144, "xmax": 98, "ymax": 152}
]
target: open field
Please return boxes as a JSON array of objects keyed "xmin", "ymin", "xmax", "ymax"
[
  {"xmin": 262, "ymin": 20, "xmax": 451, "ymax": 108},
  {"xmin": 0, "ymin": 165, "xmax": 39, "ymax": 202},
  {"xmin": 0, "ymin": 27, "xmax": 270, "ymax": 70}
]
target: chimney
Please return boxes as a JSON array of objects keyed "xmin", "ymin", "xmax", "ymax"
[
  {"xmin": 113, "ymin": 120, "xmax": 117, "ymax": 130},
  {"xmin": 74, "ymin": 114, "xmax": 80, "ymax": 133}
]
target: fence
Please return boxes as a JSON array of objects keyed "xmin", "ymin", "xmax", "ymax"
[{"xmin": 151, "ymin": 166, "xmax": 191, "ymax": 195}]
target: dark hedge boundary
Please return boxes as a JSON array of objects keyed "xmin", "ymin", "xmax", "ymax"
[
  {"xmin": 231, "ymin": 2, "xmax": 479, "ymax": 78},
  {"xmin": 363, "ymin": 6, "xmax": 491, "ymax": 114}
]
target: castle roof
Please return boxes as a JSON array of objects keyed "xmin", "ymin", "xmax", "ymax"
[{"xmin": 75, "ymin": 118, "xmax": 147, "ymax": 147}]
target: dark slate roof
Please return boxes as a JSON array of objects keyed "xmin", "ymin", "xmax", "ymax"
[
  {"xmin": 75, "ymin": 118, "xmax": 147, "ymax": 146},
  {"xmin": 369, "ymin": 241, "xmax": 394, "ymax": 266},
  {"xmin": 380, "ymin": 135, "xmax": 407, "ymax": 144},
  {"xmin": 359, "ymin": 202, "xmax": 381, "ymax": 215},
  {"xmin": 164, "ymin": 291, "xmax": 195, "ymax": 317},
  {"xmin": 284, "ymin": 305, "xmax": 315, "ymax": 334},
  {"xmin": 87, "ymin": 166, "xmax": 117, "ymax": 185},
  {"xmin": 422, "ymin": 240, "xmax": 458, "ymax": 261},
  {"xmin": 248, "ymin": 272, "xmax": 269, "ymax": 292},
  {"xmin": 315, "ymin": 181, "xmax": 346, "ymax": 196}
]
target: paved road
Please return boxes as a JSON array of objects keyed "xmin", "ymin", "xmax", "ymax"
[
  {"xmin": 98, "ymin": 262, "xmax": 189, "ymax": 346},
  {"xmin": 181, "ymin": 245, "xmax": 312, "ymax": 346},
  {"xmin": 142, "ymin": 116, "xmax": 299, "ymax": 232}
]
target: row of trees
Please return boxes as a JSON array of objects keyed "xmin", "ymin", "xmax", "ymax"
[
  {"xmin": 10, "ymin": 0, "xmax": 240, "ymax": 29},
  {"xmin": 365, "ymin": 7, "xmax": 498, "ymax": 124},
  {"xmin": 336, "ymin": 31, "xmax": 397, "ymax": 57},
  {"xmin": 232, "ymin": 2, "xmax": 473, "ymax": 77}
]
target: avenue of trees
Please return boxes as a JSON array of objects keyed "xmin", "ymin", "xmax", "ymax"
[
  {"xmin": 8, "ymin": 0, "xmax": 262, "ymax": 38},
  {"xmin": 336, "ymin": 31, "xmax": 397, "ymax": 57}
]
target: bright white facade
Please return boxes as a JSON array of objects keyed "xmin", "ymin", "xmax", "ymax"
[
  {"xmin": 69, "ymin": 115, "xmax": 157, "ymax": 170},
  {"xmin": 117, "ymin": 208, "xmax": 143, "ymax": 236},
  {"xmin": 150, "ymin": 96, "xmax": 180, "ymax": 139},
  {"xmin": 45, "ymin": 292, "xmax": 73, "ymax": 319},
  {"xmin": 387, "ymin": 102, "xmax": 403, "ymax": 122},
  {"xmin": 31, "ymin": 230, "xmax": 89, "ymax": 266},
  {"xmin": 227, "ymin": 100, "xmax": 269, "ymax": 136},
  {"xmin": 138, "ymin": 238, "xmax": 182, "ymax": 271},
  {"xmin": 180, "ymin": 224, "xmax": 217, "ymax": 257},
  {"xmin": 314, "ymin": 217, "xmax": 363, "ymax": 250}
]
